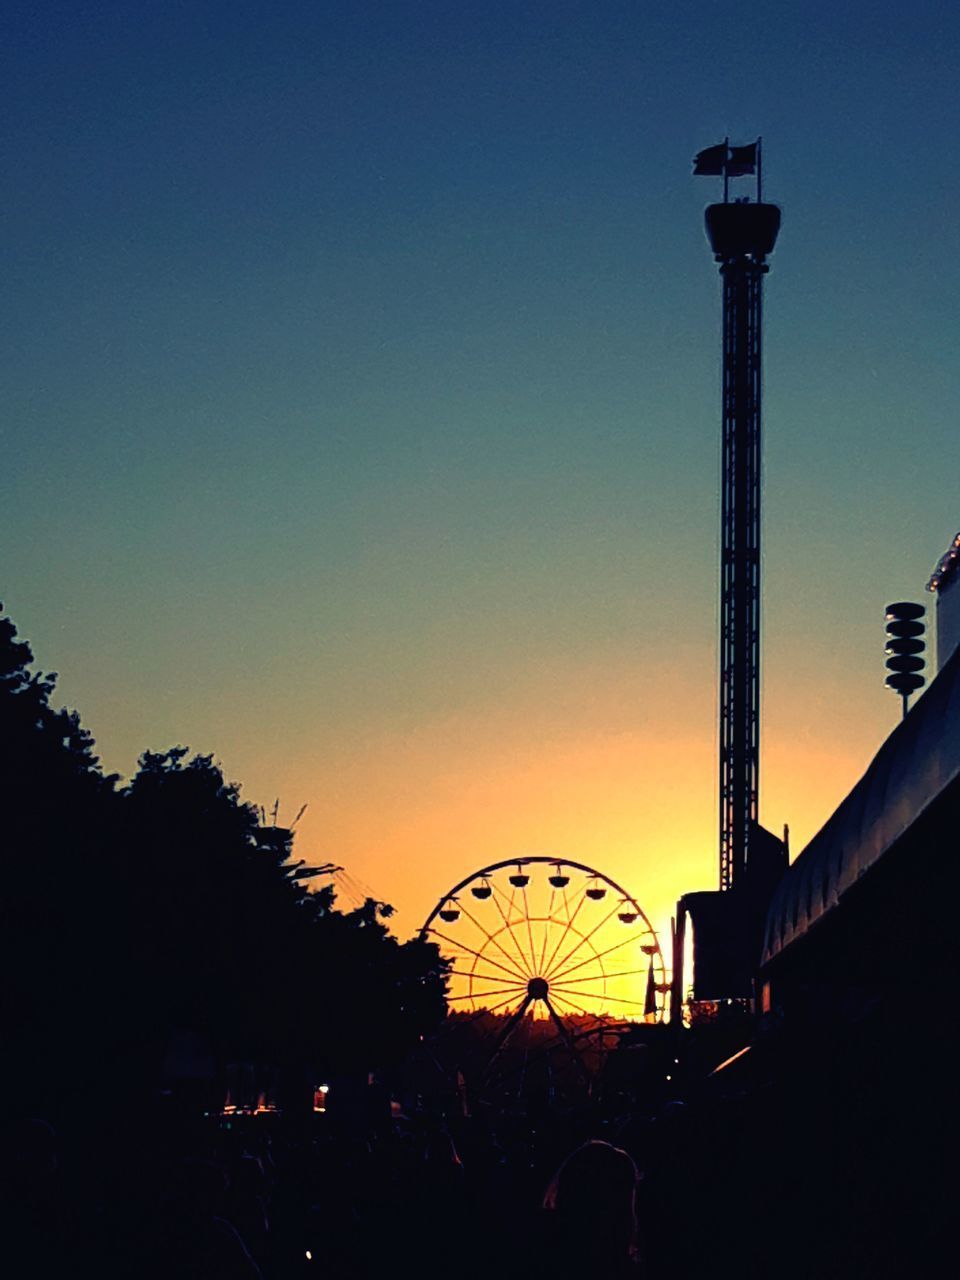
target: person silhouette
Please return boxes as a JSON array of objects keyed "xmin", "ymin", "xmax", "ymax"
[{"xmin": 541, "ymin": 1139, "xmax": 642, "ymax": 1278}]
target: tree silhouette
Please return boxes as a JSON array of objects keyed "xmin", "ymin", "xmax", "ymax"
[
  {"xmin": 0, "ymin": 604, "xmax": 448, "ymax": 1126},
  {"xmin": 0, "ymin": 606, "xmax": 120, "ymax": 1115}
]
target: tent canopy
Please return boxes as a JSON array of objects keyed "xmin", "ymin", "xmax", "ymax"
[{"xmin": 761, "ymin": 644, "xmax": 960, "ymax": 966}]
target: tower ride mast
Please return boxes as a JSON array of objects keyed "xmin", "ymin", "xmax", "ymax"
[{"xmin": 697, "ymin": 142, "xmax": 780, "ymax": 889}]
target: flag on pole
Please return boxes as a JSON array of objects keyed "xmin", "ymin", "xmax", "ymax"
[
  {"xmin": 692, "ymin": 142, "xmax": 728, "ymax": 175},
  {"xmin": 693, "ymin": 140, "xmax": 758, "ymax": 178},
  {"xmin": 726, "ymin": 142, "xmax": 758, "ymax": 177}
]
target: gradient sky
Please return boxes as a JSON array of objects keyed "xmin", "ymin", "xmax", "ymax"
[{"xmin": 3, "ymin": 1, "xmax": 958, "ymax": 945}]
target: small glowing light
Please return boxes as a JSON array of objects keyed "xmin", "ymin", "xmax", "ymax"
[
  {"xmin": 666, "ymin": 1074, "xmax": 672, "ymax": 1081},
  {"xmin": 305, "ymin": 1250, "xmax": 313, "ymax": 1261},
  {"xmin": 320, "ymin": 1084, "xmax": 329, "ymax": 1094}
]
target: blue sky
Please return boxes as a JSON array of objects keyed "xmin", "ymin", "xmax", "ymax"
[{"xmin": 3, "ymin": 1, "xmax": 958, "ymax": 932}]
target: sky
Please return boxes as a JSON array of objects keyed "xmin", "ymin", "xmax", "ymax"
[{"xmin": 3, "ymin": 1, "xmax": 958, "ymax": 948}]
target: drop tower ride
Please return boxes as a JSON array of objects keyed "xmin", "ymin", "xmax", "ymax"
[
  {"xmin": 669, "ymin": 142, "xmax": 787, "ymax": 1019},
  {"xmin": 697, "ymin": 141, "xmax": 780, "ymax": 891}
]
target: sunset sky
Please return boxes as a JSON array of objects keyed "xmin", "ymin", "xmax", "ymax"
[{"xmin": 3, "ymin": 2, "xmax": 958, "ymax": 948}]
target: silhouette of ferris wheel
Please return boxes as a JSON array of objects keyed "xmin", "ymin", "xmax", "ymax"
[{"xmin": 420, "ymin": 856, "xmax": 667, "ymax": 1056}]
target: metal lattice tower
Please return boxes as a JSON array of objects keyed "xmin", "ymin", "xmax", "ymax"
[{"xmin": 705, "ymin": 199, "xmax": 780, "ymax": 890}]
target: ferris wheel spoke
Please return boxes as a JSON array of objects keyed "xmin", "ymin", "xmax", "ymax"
[
  {"xmin": 536, "ymin": 879, "xmax": 576, "ymax": 980},
  {"xmin": 447, "ymin": 952, "xmax": 522, "ymax": 988},
  {"xmin": 546, "ymin": 940, "xmax": 607, "ymax": 1007},
  {"xmin": 445, "ymin": 943, "xmax": 528, "ymax": 987},
  {"xmin": 540, "ymin": 885, "xmax": 593, "ymax": 979},
  {"xmin": 563, "ymin": 881, "xmax": 577, "ymax": 923},
  {"xmin": 550, "ymin": 983, "xmax": 609, "ymax": 1002},
  {"xmin": 548, "ymin": 990, "xmax": 594, "ymax": 1018},
  {"xmin": 547, "ymin": 931, "xmax": 655, "ymax": 977},
  {"xmin": 547, "ymin": 916, "xmax": 647, "ymax": 983},
  {"xmin": 543, "ymin": 899, "xmax": 621, "ymax": 981},
  {"xmin": 447, "ymin": 967, "xmax": 525, "ymax": 988},
  {"xmin": 463, "ymin": 957, "xmax": 529, "ymax": 1001},
  {"xmin": 538, "ymin": 887, "xmax": 558, "ymax": 972},
  {"xmin": 487, "ymin": 879, "xmax": 537, "ymax": 976},
  {"xmin": 551, "ymin": 985, "xmax": 654, "ymax": 1011},
  {"xmin": 506, "ymin": 882, "xmax": 519, "ymax": 919},
  {"xmin": 446, "ymin": 985, "xmax": 526, "ymax": 1001},
  {"xmin": 537, "ymin": 913, "xmax": 553, "ymax": 978},
  {"xmin": 455, "ymin": 896, "xmax": 532, "ymax": 980},
  {"xmin": 520, "ymin": 883, "xmax": 538, "ymax": 977},
  {"xmin": 519, "ymin": 885, "xmax": 542, "ymax": 983},
  {"xmin": 476, "ymin": 992, "xmax": 527, "ymax": 1017},
  {"xmin": 547, "ymin": 966, "xmax": 648, "ymax": 985},
  {"xmin": 447, "ymin": 960, "xmax": 524, "ymax": 979},
  {"xmin": 427, "ymin": 928, "xmax": 529, "ymax": 984}
]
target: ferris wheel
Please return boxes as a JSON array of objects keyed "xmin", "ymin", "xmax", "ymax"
[{"xmin": 420, "ymin": 857, "xmax": 667, "ymax": 1067}]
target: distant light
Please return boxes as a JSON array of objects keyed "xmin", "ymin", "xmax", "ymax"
[
  {"xmin": 305, "ymin": 1250, "xmax": 313, "ymax": 1261},
  {"xmin": 320, "ymin": 1084, "xmax": 329, "ymax": 1094},
  {"xmin": 666, "ymin": 1074, "xmax": 672, "ymax": 1081}
]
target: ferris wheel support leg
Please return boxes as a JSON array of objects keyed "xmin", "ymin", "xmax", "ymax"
[
  {"xmin": 543, "ymin": 996, "xmax": 591, "ymax": 1088},
  {"xmin": 483, "ymin": 994, "xmax": 533, "ymax": 1080}
]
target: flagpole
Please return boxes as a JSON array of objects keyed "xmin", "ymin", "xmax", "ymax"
[
  {"xmin": 723, "ymin": 136, "xmax": 730, "ymax": 203},
  {"xmin": 757, "ymin": 136, "xmax": 763, "ymax": 202}
]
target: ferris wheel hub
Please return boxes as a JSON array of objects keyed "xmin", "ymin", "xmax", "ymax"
[{"xmin": 527, "ymin": 976, "xmax": 549, "ymax": 1001}]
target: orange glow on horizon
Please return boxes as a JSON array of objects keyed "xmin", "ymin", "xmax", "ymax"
[{"xmin": 265, "ymin": 665, "xmax": 891, "ymax": 971}]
